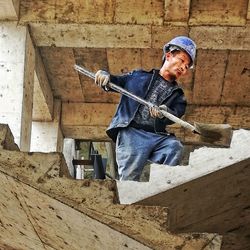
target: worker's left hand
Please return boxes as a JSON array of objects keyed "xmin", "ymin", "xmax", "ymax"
[{"xmin": 149, "ymin": 105, "xmax": 167, "ymax": 119}]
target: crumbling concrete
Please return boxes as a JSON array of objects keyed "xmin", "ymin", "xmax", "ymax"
[{"xmin": 0, "ymin": 123, "xmax": 222, "ymax": 249}]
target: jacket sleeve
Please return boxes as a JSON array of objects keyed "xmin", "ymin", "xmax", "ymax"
[
  {"xmin": 102, "ymin": 71, "xmax": 134, "ymax": 92},
  {"xmin": 155, "ymin": 90, "xmax": 187, "ymax": 130}
]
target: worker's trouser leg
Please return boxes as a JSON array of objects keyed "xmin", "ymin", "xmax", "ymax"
[{"xmin": 116, "ymin": 127, "xmax": 183, "ymax": 181}]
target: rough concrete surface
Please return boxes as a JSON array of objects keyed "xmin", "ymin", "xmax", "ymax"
[
  {"xmin": 116, "ymin": 129, "xmax": 250, "ymax": 250},
  {"xmin": 117, "ymin": 129, "xmax": 250, "ymax": 204},
  {"xmin": 0, "ymin": 124, "xmax": 19, "ymax": 151},
  {"xmin": 0, "ymin": 123, "xmax": 222, "ymax": 249}
]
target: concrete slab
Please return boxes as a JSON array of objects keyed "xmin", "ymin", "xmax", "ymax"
[
  {"xmin": 0, "ymin": 124, "xmax": 222, "ymax": 249},
  {"xmin": 117, "ymin": 129, "xmax": 250, "ymax": 205},
  {"xmin": 117, "ymin": 129, "xmax": 250, "ymax": 250}
]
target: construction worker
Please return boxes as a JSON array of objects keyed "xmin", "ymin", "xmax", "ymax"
[{"xmin": 95, "ymin": 36, "xmax": 196, "ymax": 181}]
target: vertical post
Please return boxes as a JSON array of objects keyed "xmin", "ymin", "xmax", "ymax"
[
  {"xmin": 31, "ymin": 99, "xmax": 63, "ymax": 152},
  {"xmin": 0, "ymin": 22, "xmax": 35, "ymax": 151}
]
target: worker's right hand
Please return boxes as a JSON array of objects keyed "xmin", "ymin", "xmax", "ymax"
[{"xmin": 95, "ymin": 70, "xmax": 110, "ymax": 88}]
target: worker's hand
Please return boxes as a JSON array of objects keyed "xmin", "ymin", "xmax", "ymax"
[
  {"xmin": 95, "ymin": 70, "xmax": 110, "ymax": 88},
  {"xmin": 149, "ymin": 105, "xmax": 168, "ymax": 119}
]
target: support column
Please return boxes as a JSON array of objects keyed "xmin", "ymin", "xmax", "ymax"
[
  {"xmin": 0, "ymin": 22, "xmax": 35, "ymax": 151},
  {"xmin": 31, "ymin": 99, "xmax": 64, "ymax": 153}
]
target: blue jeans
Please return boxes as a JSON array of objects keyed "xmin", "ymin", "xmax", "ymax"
[{"xmin": 116, "ymin": 127, "xmax": 183, "ymax": 181}]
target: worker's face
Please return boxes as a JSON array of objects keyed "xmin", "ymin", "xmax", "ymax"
[{"xmin": 161, "ymin": 51, "xmax": 191, "ymax": 80}]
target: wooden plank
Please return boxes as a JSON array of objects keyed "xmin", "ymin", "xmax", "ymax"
[
  {"xmin": 189, "ymin": 0, "xmax": 248, "ymax": 26},
  {"xmin": 0, "ymin": 0, "xmax": 20, "ymax": 20},
  {"xmin": 20, "ymin": 30, "xmax": 35, "ymax": 151},
  {"xmin": 29, "ymin": 23, "xmax": 151, "ymax": 48},
  {"xmin": 62, "ymin": 125, "xmax": 109, "ymax": 141},
  {"xmin": 164, "ymin": 0, "xmax": 190, "ymax": 23},
  {"xmin": 33, "ymin": 49, "xmax": 54, "ymax": 121},
  {"xmin": 192, "ymin": 50, "xmax": 228, "ymax": 105},
  {"xmin": 190, "ymin": 26, "xmax": 250, "ymax": 50},
  {"xmin": 222, "ymin": 50, "xmax": 250, "ymax": 105},
  {"xmin": 61, "ymin": 103, "xmax": 116, "ymax": 126},
  {"xmin": 114, "ymin": 0, "xmax": 164, "ymax": 25}
]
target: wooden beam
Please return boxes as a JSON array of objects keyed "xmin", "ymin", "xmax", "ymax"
[
  {"xmin": 33, "ymin": 49, "xmax": 54, "ymax": 121},
  {"xmin": 62, "ymin": 125, "xmax": 109, "ymax": 141},
  {"xmin": 61, "ymin": 102, "xmax": 250, "ymax": 141},
  {"xmin": 20, "ymin": 30, "xmax": 35, "ymax": 152},
  {"xmin": 0, "ymin": 0, "xmax": 20, "ymax": 20},
  {"xmin": 29, "ymin": 23, "xmax": 151, "ymax": 48},
  {"xmin": 28, "ymin": 22, "xmax": 250, "ymax": 50}
]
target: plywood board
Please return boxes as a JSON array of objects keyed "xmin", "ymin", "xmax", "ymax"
[
  {"xmin": 192, "ymin": 50, "xmax": 228, "ymax": 105},
  {"xmin": 189, "ymin": 0, "xmax": 248, "ymax": 26},
  {"xmin": 221, "ymin": 50, "xmax": 250, "ymax": 105}
]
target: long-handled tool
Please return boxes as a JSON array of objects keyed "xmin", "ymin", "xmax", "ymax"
[{"xmin": 74, "ymin": 64, "xmax": 233, "ymax": 147}]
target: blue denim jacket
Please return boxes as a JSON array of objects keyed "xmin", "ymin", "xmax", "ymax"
[{"xmin": 106, "ymin": 69, "xmax": 187, "ymax": 141}]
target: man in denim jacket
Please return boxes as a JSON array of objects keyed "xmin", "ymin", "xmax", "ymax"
[{"xmin": 95, "ymin": 36, "xmax": 196, "ymax": 181}]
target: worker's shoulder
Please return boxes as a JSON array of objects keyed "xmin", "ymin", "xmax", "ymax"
[{"xmin": 130, "ymin": 68, "xmax": 155, "ymax": 75}]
